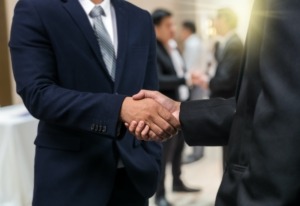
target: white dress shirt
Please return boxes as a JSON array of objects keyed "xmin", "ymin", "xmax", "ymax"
[
  {"xmin": 79, "ymin": 0, "xmax": 118, "ymax": 55},
  {"xmin": 183, "ymin": 34, "xmax": 209, "ymax": 100},
  {"xmin": 183, "ymin": 34, "xmax": 207, "ymax": 73},
  {"xmin": 168, "ymin": 39, "xmax": 190, "ymax": 101}
]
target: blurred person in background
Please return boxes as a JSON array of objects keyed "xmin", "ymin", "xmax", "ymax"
[
  {"xmin": 152, "ymin": 8, "xmax": 200, "ymax": 206},
  {"xmin": 194, "ymin": 8, "xmax": 243, "ymax": 100},
  {"xmin": 180, "ymin": 20, "xmax": 207, "ymax": 164},
  {"xmin": 193, "ymin": 8, "xmax": 243, "ymax": 169}
]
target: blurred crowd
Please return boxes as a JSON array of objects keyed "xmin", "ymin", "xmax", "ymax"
[{"xmin": 150, "ymin": 7, "xmax": 243, "ymax": 206}]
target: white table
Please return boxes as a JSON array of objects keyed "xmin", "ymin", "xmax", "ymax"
[{"xmin": 0, "ymin": 104, "xmax": 38, "ymax": 206}]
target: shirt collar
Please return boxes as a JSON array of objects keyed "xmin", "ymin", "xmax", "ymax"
[{"xmin": 79, "ymin": 0, "xmax": 112, "ymax": 17}]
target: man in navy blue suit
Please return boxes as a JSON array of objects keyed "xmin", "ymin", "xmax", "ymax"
[{"xmin": 9, "ymin": 0, "xmax": 180, "ymax": 205}]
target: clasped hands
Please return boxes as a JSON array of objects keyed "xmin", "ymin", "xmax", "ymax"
[
  {"xmin": 120, "ymin": 90, "xmax": 181, "ymax": 142},
  {"xmin": 190, "ymin": 71, "xmax": 209, "ymax": 89}
]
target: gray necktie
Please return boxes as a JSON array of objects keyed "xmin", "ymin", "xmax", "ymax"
[{"xmin": 90, "ymin": 6, "xmax": 116, "ymax": 81}]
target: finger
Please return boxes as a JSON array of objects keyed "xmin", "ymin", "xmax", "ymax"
[
  {"xmin": 135, "ymin": 121, "xmax": 146, "ymax": 137},
  {"xmin": 147, "ymin": 109, "xmax": 177, "ymax": 138},
  {"xmin": 141, "ymin": 125, "xmax": 150, "ymax": 138},
  {"xmin": 148, "ymin": 130, "xmax": 166, "ymax": 142},
  {"xmin": 128, "ymin": 121, "xmax": 138, "ymax": 133},
  {"xmin": 153, "ymin": 110, "xmax": 179, "ymax": 137},
  {"xmin": 148, "ymin": 121, "xmax": 171, "ymax": 140},
  {"xmin": 149, "ymin": 122, "xmax": 170, "ymax": 139},
  {"xmin": 158, "ymin": 107, "xmax": 180, "ymax": 130},
  {"xmin": 124, "ymin": 122, "xmax": 129, "ymax": 128}
]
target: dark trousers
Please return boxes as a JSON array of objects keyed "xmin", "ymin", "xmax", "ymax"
[
  {"xmin": 107, "ymin": 168, "xmax": 148, "ymax": 206},
  {"xmin": 156, "ymin": 132, "xmax": 185, "ymax": 198}
]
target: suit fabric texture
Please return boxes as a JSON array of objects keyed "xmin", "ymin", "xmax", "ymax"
[
  {"xmin": 180, "ymin": 0, "xmax": 300, "ymax": 205},
  {"xmin": 9, "ymin": 0, "xmax": 162, "ymax": 205}
]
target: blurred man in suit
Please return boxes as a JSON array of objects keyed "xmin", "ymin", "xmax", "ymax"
[
  {"xmin": 129, "ymin": 0, "xmax": 300, "ymax": 205},
  {"xmin": 209, "ymin": 8, "xmax": 243, "ymax": 99},
  {"xmin": 9, "ymin": 0, "xmax": 179, "ymax": 205},
  {"xmin": 152, "ymin": 9, "xmax": 199, "ymax": 206},
  {"xmin": 193, "ymin": 8, "xmax": 243, "ymax": 99},
  {"xmin": 193, "ymin": 8, "xmax": 243, "ymax": 168}
]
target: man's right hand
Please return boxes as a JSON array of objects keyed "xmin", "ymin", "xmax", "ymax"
[
  {"xmin": 124, "ymin": 90, "xmax": 181, "ymax": 141},
  {"xmin": 120, "ymin": 97, "xmax": 180, "ymax": 141}
]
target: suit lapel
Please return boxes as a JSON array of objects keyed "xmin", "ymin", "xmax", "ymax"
[
  {"xmin": 61, "ymin": 0, "xmax": 112, "ymax": 80},
  {"xmin": 112, "ymin": 0, "xmax": 128, "ymax": 90}
]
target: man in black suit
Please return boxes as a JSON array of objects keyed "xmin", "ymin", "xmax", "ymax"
[
  {"xmin": 209, "ymin": 8, "xmax": 243, "ymax": 99},
  {"xmin": 152, "ymin": 9, "xmax": 199, "ymax": 206},
  {"xmin": 128, "ymin": 0, "xmax": 300, "ymax": 205},
  {"xmin": 9, "ymin": 0, "xmax": 179, "ymax": 205}
]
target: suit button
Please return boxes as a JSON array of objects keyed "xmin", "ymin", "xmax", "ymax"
[
  {"xmin": 95, "ymin": 124, "xmax": 99, "ymax": 132},
  {"xmin": 91, "ymin": 124, "xmax": 95, "ymax": 131},
  {"xmin": 98, "ymin": 125, "xmax": 103, "ymax": 133},
  {"xmin": 102, "ymin": 126, "xmax": 107, "ymax": 133}
]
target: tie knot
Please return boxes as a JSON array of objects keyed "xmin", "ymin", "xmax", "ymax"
[{"xmin": 89, "ymin": 6, "xmax": 106, "ymax": 18}]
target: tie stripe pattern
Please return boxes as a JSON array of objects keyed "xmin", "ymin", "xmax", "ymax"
[{"xmin": 90, "ymin": 6, "xmax": 116, "ymax": 81}]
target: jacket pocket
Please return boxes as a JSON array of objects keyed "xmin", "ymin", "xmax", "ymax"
[
  {"xmin": 34, "ymin": 132, "xmax": 81, "ymax": 152},
  {"xmin": 230, "ymin": 164, "xmax": 247, "ymax": 175}
]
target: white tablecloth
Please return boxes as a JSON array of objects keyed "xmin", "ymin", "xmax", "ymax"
[{"xmin": 0, "ymin": 105, "xmax": 38, "ymax": 206}]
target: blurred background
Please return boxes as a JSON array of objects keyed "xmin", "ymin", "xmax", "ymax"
[{"xmin": 0, "ymin": 0, "xmax": 253, "ymax": 206}]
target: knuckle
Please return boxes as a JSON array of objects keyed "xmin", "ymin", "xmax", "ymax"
[
  {"xmin": 145, "ymin": 112, "xmax": 151, "ymax": 119},
  {"xmin": 165, "ymin": 115, "xmax": 171, "ymax": 121},
  {"xmin": 162, "ymin": 123, "xmax": 171, "ymax": 132},
  {"xmin": 158, "ymin": 131, "xmax": 166, "ymax": 138}
]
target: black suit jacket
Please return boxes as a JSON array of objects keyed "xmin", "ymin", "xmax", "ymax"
[
  {"xmin": 9, "ymin": 0, "xmax": 161, "ymax": 205},
  {"xmin": 180, "ymin": 0, "xmax": 300, "ymax": 205},
  {"xmin": 156, "ymin": 40, "xmax": 186, "ymax": 100},
  {"xmin": 210, "ymin": 33, "xmax": 243, "ymax": 98}
]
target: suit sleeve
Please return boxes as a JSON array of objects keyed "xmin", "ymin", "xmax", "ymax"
[
  {"xmin": 209, "ymin": 40, "xmax": 243, "ymax": 96},
  {"xmin": 9, "ymin": 0, "xmax": 125, "ymax": 138},
  {"xmin": 180, "ymin": 98, "xmax": 236, "ymax": 146}
]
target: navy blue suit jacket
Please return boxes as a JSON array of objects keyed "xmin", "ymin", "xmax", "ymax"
[{"xmin": 9, "ymin": 0, "xmax": 162, "ymax": 205}]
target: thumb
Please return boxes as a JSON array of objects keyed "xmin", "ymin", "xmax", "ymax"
[
  {"xmin": 133, "ymin": 90, "xmax": 156, "ymax": 100},
  {"xmin": 132, "ymin": 90, "xmax": 146, "ymax": 100}
]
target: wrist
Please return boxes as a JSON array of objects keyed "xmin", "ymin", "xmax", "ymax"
[
  {"xmin": 172, "ymin": 101, "xmax": 181, "ymax": 123},
  {"xmin": 120, "ymin": 97, "xmax": 132, "ymax": 122}
]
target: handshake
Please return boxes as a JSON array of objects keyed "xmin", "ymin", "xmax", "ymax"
[{"xmin": 120, "ymin": 90, "xmax": 181, "ymax": 142}]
